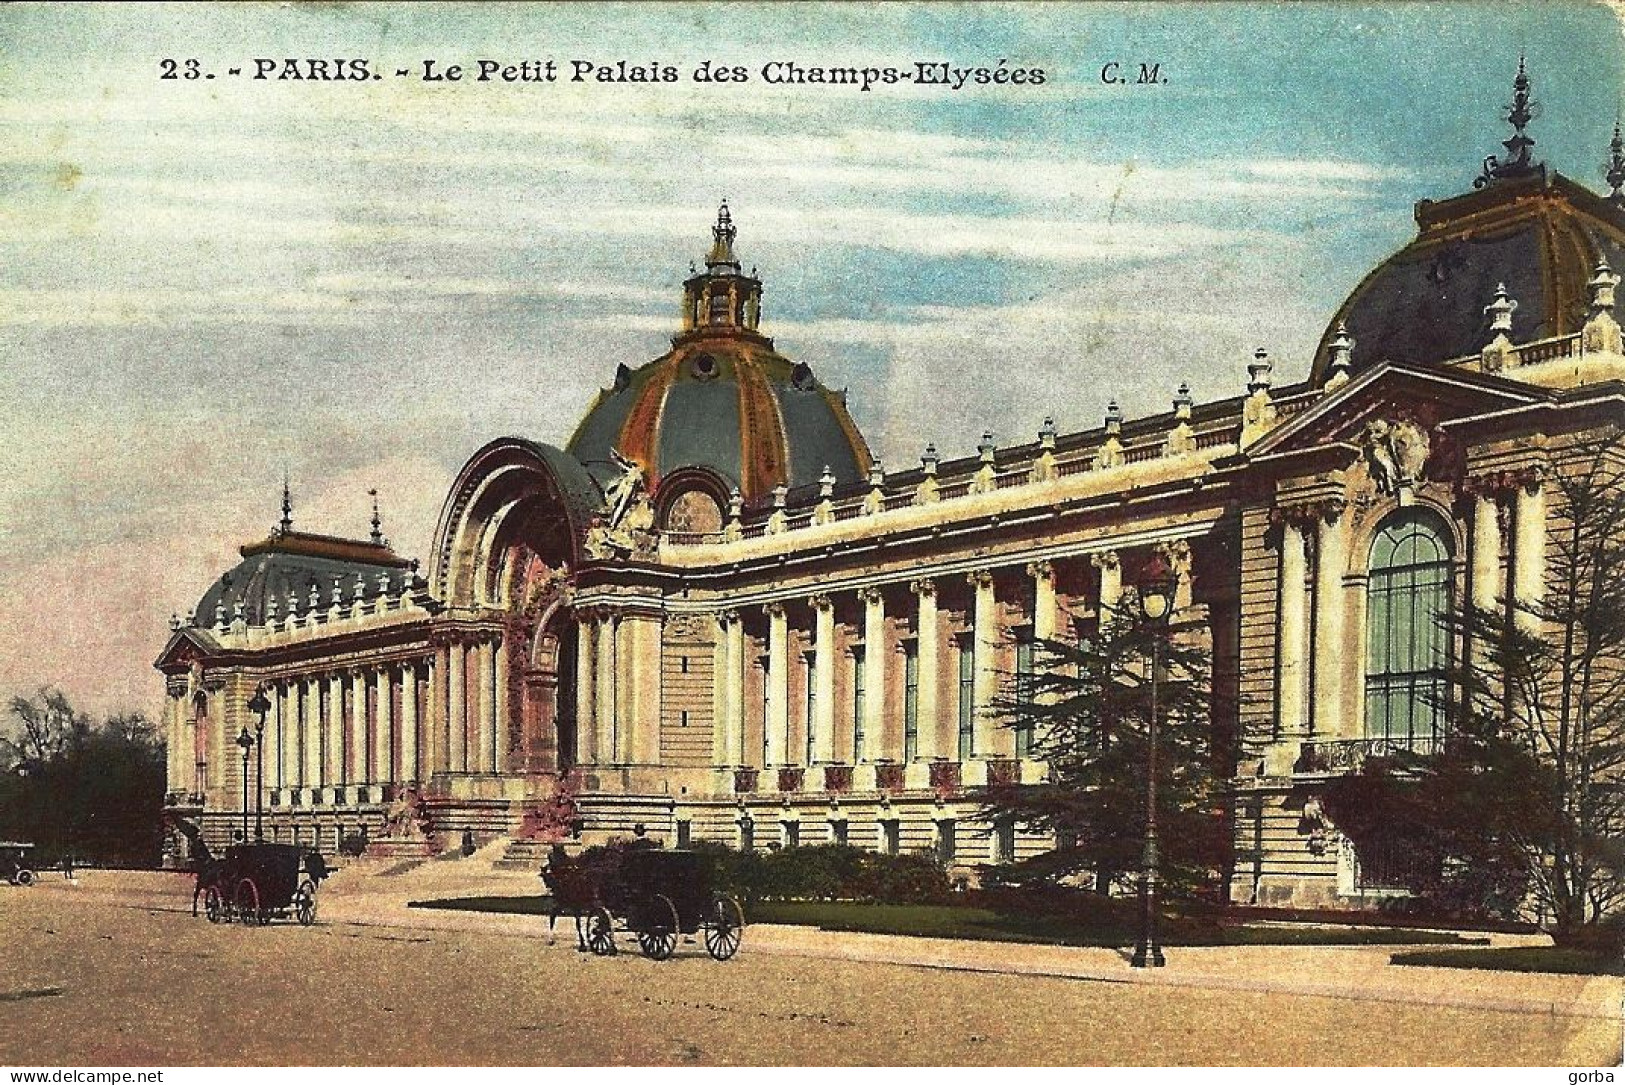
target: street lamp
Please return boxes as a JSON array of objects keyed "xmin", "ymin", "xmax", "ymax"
[
  {"xmin": 246, "ymin": 685, "xmax": 272, "ymax": 841},
  {"xmin": 1131, "ymin": 551, "xmax": 1177, "ymax": 969},
  {"xmin": 235, "ymin": 726, "xmax": 255, "ymax": 843}
]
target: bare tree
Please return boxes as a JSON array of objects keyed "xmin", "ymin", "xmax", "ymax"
[{"xmin": 3, "ymin": 687, "xmax": 91, "ymax": 766}]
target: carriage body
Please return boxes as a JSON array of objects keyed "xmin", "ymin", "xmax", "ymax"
[
  {"xmin": 194, "ymin": 843, "xmax": 328, "ymax": 925},
  {"xmin": 544, "ymin": 845, "xmax": 744, "ymax": 961},
  {"xmin": 0, "ymin": 842, "xmax": 36, "ymax": 886}
]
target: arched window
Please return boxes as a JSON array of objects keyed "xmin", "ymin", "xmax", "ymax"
[{"xmin": 1364, "ymin": 511, "xmax": 1454, "ymax": 746}]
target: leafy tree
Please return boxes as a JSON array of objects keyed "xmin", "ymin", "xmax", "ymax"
[
  {"xmin": 0, "ymin": 690, "xmax": 166, "ymax": 867},
  {"xmin": 1324, "ymin": 429, "xmax": 1625, "ymax": 945},
  {"xmin": 976, "ymin": 602, "xmax": 1232, "ymax": 902}
]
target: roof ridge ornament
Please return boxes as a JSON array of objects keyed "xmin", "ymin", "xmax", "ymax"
[
  {"xmin": 706, "ymin": 198, "xmax": 740, "ymax": 272},
  {"xmin": 368, "ymin": 488, "xmax": 386, "ymax": 547},
  {"xmin": 1476, "ymin": 55, "xmax": 1542, "ymax": 189},
  {"xmin": 279, "ymin": 472, "xmax": 293, "ymax": 535},
  {"xmin": 1607, "ymin": 119, "xmax": 1625, "ymax": 207}
]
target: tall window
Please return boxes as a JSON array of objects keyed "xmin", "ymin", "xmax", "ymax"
[
  {"xmin": 852, "ymin": 649, "xmax": 866, "ymax": 762},
  {"xmin": 1014, "ymin": 630, "xmax": 1036, "ymax": 758},
  {"xmin": 957, "ymin": 635, "xmax": 975, "ymax": 760},
  {"xmin": 1365, "ymin": 511, "xmax": 1454, "ymax": 746},
  {"xmin": 903, "ymin": 642, "xmax": 920, "ymax": 761}
]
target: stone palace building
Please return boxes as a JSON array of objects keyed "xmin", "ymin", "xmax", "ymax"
[{"xmin": 158, "ymin": 69, "xmax": 1625, "ymax": 906}]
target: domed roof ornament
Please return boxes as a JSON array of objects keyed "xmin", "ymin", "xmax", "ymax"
[
  {"xmin": 278, "ymin": 472, "xmax": 293, "ymax": 535},
  {"xmin": 1606, "ymin": 120, "xmax": 1625, "ymax": 207},
  {"xmin": 368, "ymin": 488, "xmax": 386, "ymax": 547},
  {"xmin": 707, "ymin": 199, "xmax": 740, "ymax": 273},
  {"xmin": 1476, "ymin": 55, "xmax": 1542, "ymax": 189}
]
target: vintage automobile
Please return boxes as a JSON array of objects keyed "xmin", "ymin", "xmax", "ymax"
[
  {"xmin": 543, "ymin": 844, "xmax": 745, "ymax": 961},
  {"xmin": 193, "ymin": 842, "xmax": 330, "ymax": 926},
  {"xmin": 0, "ymin": 842, "xmax": 36, "ymax": 886}
]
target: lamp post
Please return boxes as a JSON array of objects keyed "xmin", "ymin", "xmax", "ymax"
[
  {"xmin": 235, "ymin": 726, "xmax": 254, "ymax": 843},
  {"xmin": 1131, "ymin": 552, "xmax": 1177, "ymax": 969},
  {"xmin": 246, "ymin": 685, "xmax": 271, "ymax": 841}
]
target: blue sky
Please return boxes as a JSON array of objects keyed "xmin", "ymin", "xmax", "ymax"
[{"xmin": 1, "ymin": 1, "xmax": 1621, "ymax": 714}]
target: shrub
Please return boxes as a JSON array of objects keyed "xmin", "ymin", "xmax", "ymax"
[{"xmin": 687, "ymin": 842, "xmax": 951, "ymax": 905}]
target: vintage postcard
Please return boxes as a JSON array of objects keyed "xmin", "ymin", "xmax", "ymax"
[{"xmin": 1, "ymin": 0, "xmax": 1623, "ymax": 1071}]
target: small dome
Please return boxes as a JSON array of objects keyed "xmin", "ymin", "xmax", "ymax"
[
  {"xmin": 194, "ymin": 530, "xmax": 411, "ymax": 626},
  {"xmin": 566, "ymin": 205, "xmax": 872, "ymax": 502},
  {"xmin": 1313, "ymin": 173, "xmax": 1625, "ymax": 383},
  {"xmin": 1313, "ymin": 63, "xmax": 1625, "ymax": 384}
]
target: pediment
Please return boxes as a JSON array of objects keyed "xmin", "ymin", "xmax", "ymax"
[
  {"xmin": 153, "ymin": 627, "xmax": 220, "ymax": 671},
  {"xmin": 1247, "ymin": 362, "xmax": 1551, "ymax": 461}
]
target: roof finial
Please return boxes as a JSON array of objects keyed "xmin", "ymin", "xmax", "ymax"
[
  {"xmin": 279, "ymin": 472, "xmax": 293, "ymax": 535},
  {"xmin": 368, "ymin": 488, "xmax": 385, "ymax": 546},
  {"xmin": 1607, "ymin": 118, "xmax": 1625, "ymax": 207},
  {"xmin": 1477, "ymin": 54, "xmax": 1541, "ymax": 188},
  {"xmin": 706, "ymin": 198, "xmax": 739, "ymax": 271}
]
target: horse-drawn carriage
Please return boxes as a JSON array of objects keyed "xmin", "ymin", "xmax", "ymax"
[
  {"xmin": 192, "ymin": 842, "xmax": 330, "ymax": 926},
  {"xmin": 543, "ymin": 845, "xmax": 745, "ymax": 961},
  {"xmin": 0, "ymin": 842, "xmax": 36, "ymax": 886}
]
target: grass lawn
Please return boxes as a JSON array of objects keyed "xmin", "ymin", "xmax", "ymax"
[
  {"xmin": 1391, "ymin": 946, "xmax": 1623, "ymax": 976},
  {"xmin": 408, "ymin": 894, "xmax": 1481, "ymax": 948}
]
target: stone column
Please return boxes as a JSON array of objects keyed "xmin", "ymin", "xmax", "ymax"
[
  {"xmin": 622, "ymin": 611, "xmax": 663, "ymax": 765},
  {"xmin": 374, "ymin": 667, "xmax": 392, "ymax": 786},
  {"xmin": 1028, "ymin": 562, "xmax": 1056, "ymax": 641},
  {"xmin": 910, "ymin": 579, "xmax": 940, "ymax": 761},
  {"xmin": 596, "ymin": 613, "xmax": 617, "ymax": 765},
  {"xmin": 811, "ymin": 594, "xmax": 836, "ymax": 763},
  {"xmin": 713, "ymin": 613, "xmax": 733, "ymax": 766},
  {"xmin": 448, "ymin": 640, "xmax": 466, "ymax": 773},
  {"xmin": 430, "ymin": 642, "xmax": 450, "ymax": 774},
  {"xmin": 270, "ymin": 684, "xmax": 285, "ymax": 793},
  {"xmin": 575, "ymin": 612, "xmax": 597, "ymax": 766},
  {"xmin": 726, "ymin": 611, "xmax": 746, "ymax": 764},
  {"xmin": 1277, "ymin": 516, "xmax": 1310, "ymax": 736},
  {"xmin": 493, "ymin": 634, "xmax": 509, "ymax": 773},
  {"xmin": 325, "ymin": 673, "xmax": 344, "ymax": 794},
  {"xmin": 475, "ymin": 638, "xmax": 495, "ymax": 774},
  {"xmin": 860, "ymin": 587, "xmax": 888, "ymax": 760},
  {"xmin": 301, "ymin": 677, "xmax": 318, "ymax": 792},
  {"xmin": 400, "ymin": 661, "xmax": 419, "ymax": 783},
  {"xmin": 1312, "ymin": 502, "xmax": 1350, "ymax": 738},
  {"xmin": 1471, "ymin": 490, "xmax": 1502, "ymax": 612},
  {"xmin": 969, "ymin": 570, "xmax": 998, "ymax": 757},
  {"xmin": 1512, "ymin": 474, "xmax": 1546, "ymax": 632},
  {"xmin": 1092, "ymin": 550, "xmax": 1122, "ymax": 626},
  {"xmin": 349, "ymin": 670, "xmax": 367, "ymax": 789},
  {"xmin": 765, "ymin": 602, "xmax": 789, "ymax": 766}
]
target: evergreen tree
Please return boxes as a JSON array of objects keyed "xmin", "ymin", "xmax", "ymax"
[{"xmin": 977, "ymin": 601, "xmax": 1232, "ymax": 901}]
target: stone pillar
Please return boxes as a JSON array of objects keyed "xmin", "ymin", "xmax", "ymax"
[
  {"xmin": 596, "ymin": 613, "xmax": 617, "ymax": 765},
  {"xmin": 726, "ymin": 610, "xmax": 746, "ymax": 764},
  {"xmin": 1312, "ymin": 502, "xmax": 1350, "ymax": 738},
  {"xmin": 349, "ymin": 670, "xmax": 367, "ymax": 788},
  {"xmin": 969, "ymin": 570, "xmax": 998, "ymax": 757},
  {"xmin": 448, "ymin": 640, "xmax": 467, "ymax": 773},
  {"xmin": 301, "ymin": 677, "xmax": 318, "ymax": 792},
  {"xmin": 1471, "ymin": 490, "xmax": 1502, "ymax": 612},
  {"xmin": 475, "ymin": 638, "xmax": 495, "ymax": 774},
  {"xmin": 325, "ymin": 673, "xmax": 344, "ymax": 793},
  {"xmin": 860, "ymin": 588, "xmax": 887, "ymax": 760},
  {"xmin": 493, "ymin": 635, "xmax": 509, "ymax": 773},
  {"xmin": 910, "ymin": 579, "xmax": 940, "ymax": 761},
  {"xmin": 811, "ymin": 594, "xmax": 836, "ymax": 763},
  {"xmin": 575, "ymin": 612, "xmax": 597, "ymax": 766},
  {"xmin": 374, "ymin": 667, "xmax": 392, "ymax": 786},
  {"xmin": 1092, "ymin": 550, "xmax": 1122, "ymax": 626},
  {"xmin": 765, "ymin": 602, "xmax": 789, "ymax": 766},
  {"xmin": 1512, "ymin": 474, "xmax": 1546, "ymax": 632},
  {"xmin": 623, "ymin": 611, "xmax": 663, "ymax": 765},
  {"xmin": 429, "ymin": 643, "xmax": 449, "ymax": 774},
  {"xmin": 400, "ymin": 661, "xmax": 419, "ymax": 783},
  {"xmin": 1277, "ymin": 516, "xmax": 1310, "ymax": 736},
  {"xmin": 271, "ymin": 684, "xmax": 285, "ymax": 793},
  {"xmin": 1028, "ymin": 562, "xmax": 1056, "ymax": 641},
  {"xmin": 713, "ymin": 613, "xmax": 733, "ymax": 766}
]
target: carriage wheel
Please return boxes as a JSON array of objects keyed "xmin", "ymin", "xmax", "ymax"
[
  {"xmin": 586, "ymin": 906, "xmax": 617, "ymax": 956},
  {"xmin": 235, "ymin": 878, "xmax": 262, "ymax": 926},
  {"xmin": 14, "ymin": 868, "xmax": 34, "ymax": 887},
  {"xmin": 293, "ymin": 879, "xmax": 317, "ymax": 926},
  {"xmin": 637, "ymin": 894, "xmax": 680, "ymax": 961},
  {"xmin": 703, "ymin": 896, "xmax": 745, "ymax": 961},
  {"xmin": 203, "ymin": 885, "xmax": 224, "ymax": 924}
]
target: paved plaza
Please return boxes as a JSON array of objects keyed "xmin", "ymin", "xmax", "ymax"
[{"xmin": 0, "ymin": 864, "xmax": 1619, "ymax": 1066}]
